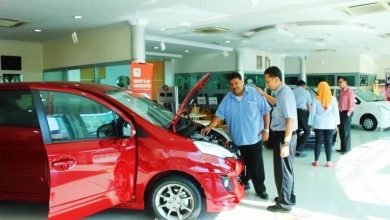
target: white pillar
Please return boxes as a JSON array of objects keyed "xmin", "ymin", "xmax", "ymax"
[
  {"xmin": 300, "ymin": 56, "xmax": 307, "ymax": 82},
  {"xmin": 128, "ymin": 19, "xmax": 148, "ymax": 63},
  {"xmin": 236, "ymin": 48, "xmax": 245, "ymax": 78}
]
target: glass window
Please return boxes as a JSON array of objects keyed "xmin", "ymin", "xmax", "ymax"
[
  {"xmin": 0, "ymin": 90, "xmax": 39, "ymax": 127},
  {"xmin": 39, "ymin": 91, "xmax": 127, "ymax": 141}
]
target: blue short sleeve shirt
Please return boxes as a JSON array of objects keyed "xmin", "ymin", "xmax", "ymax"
[
  {"xmin": 216, "ymin": 86, "xmax": 271, "ymax": 146},
  {"xmin": 271, "ymin": 83, "xmax": 298, "ymax": 131}
]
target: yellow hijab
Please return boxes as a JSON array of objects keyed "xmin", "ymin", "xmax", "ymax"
[{"xmin": 316, "ymin": 81, "xmax": 332, "ymax": 109}]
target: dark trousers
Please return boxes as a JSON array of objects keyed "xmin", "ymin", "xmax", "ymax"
[
  {"xmin": 339, "ymin": 111, "xmax": 353, "ymax": 152},
  {"xmin": 314, "ymin": 129, "xmax": 334, "ymax": 162},
  {"xmin": 268, "ymin": 130, "xmax": 297, "ymax": 209},
  {"xmin": 296, "ymin": 109, "xmax": 310, "ymax": 153},
  {"xmin": 239, "ymin": 141, "xmax": 266, "ymax": 195}
]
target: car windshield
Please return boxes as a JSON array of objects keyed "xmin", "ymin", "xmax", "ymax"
[
  {"xmin": 355, "ymin": 89, "xmax": 385, "ymax": 102},
  {"xmin": 106, "ymin": 90, "xmax": 174, "ymax": 129}
]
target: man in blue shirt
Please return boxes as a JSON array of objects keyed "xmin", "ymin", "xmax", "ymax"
[
  {"xmin": 202, "ymin": 72, "xmax": 271, "ymax": 200},
  {"xmin": 257, "ymin": 66, "xmax": 298, "ymax": 212},
  {"xmin": 292, "ymin": 80, "xmax": 312, "ymax": 157}
]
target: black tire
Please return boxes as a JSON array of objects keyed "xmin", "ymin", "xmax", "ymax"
[
  {"xmin": 150, "ymin": 176, "xmax": 202, "ymax": 220},
  {"xmin": 361, "ymin": 115, "xmax": 377, "ymax": 131}
]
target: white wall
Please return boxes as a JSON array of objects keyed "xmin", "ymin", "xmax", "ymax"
[
  {"xmin": 43, "ymin": 23, "xmax": 131, "ymax": 69},
  {"xmin": 284, "ymin": 56, "xmax": 301, "ymax": 74},
  {"xmin": 238, "ymin": 48, "xmax": 283, "ymax": 73},
  {"xmin": 174, "ymin": 52, "xmax": 236, "ymax": 73},
  {"xmin": 306, "ymin": 53, "xmax": 360, "ymax": 73},
  {"xmin": 0, "ymin": 40, "xmax": 43, "ymax": 81},
  {"xmin": 373, "ymin": 57, "xmax": 390, "ymax": 79},
  {"xmin": 359, "ymin": 54, "xmax": 376, "ymax": 74}
]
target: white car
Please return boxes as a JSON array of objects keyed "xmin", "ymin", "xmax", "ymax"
[{"xmin": 333, "ymin": 88, "xmax": 390, "ymax": 131}]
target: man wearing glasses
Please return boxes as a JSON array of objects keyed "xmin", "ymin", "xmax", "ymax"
[{"xmin": 337, "ymin": 77, "xmax": 355, "ymax": 154}]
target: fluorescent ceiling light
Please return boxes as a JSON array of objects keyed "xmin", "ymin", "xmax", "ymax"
[
  {"xmin": 146, "ymin": 35, "xmax": 234, "ymax": 52},
  {"xmin": 146, "ymin": 51, "xmax": 183, "ymax": 58},
  {"xmin": 73, "ymin": 15, "xmax": 83, "ymax": 19},
  {"xmin": 225, "ymin": 40, "xmax": 231, "ymax": 43},
  {"xmin": 184, "ymin": 50, "xmax": 190, "ymax": 53},
  {"xmin": 33, "ymin": 29, "xmax": 42, "ymax": 32}
]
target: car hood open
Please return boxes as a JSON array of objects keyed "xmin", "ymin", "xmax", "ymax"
[{"xmin": 168, "ymin": 72, "xmax": 211, "ymax": 132}]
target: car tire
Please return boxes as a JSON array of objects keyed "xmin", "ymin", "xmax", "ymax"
[
  {"xmin": 361, "ymin": 114, "xmax": 377, "ymax": 131},
  {"xmin": 150, "ymin": 176, "xmax": 202, "ymax": 220}
]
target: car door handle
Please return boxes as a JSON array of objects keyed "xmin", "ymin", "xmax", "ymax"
[{"xmin": 52, "ymin": 157, "xmax": 76, "ymax": 171}]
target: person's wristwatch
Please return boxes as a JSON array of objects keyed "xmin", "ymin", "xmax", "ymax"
[{"xmin": 282, "ymin": 141, "xmax": 289, "ymax": 146}]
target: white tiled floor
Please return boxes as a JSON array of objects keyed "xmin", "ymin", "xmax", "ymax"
[{"xmin": 1, "ymin": 127, "xmax": 389, "ymax": 220}]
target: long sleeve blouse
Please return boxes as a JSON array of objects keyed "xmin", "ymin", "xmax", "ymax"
[{"xmin": 308, "ymin": 96, "xmax": 340, "ymax": 129}]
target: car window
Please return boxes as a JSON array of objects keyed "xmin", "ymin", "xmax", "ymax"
[
  {"xmin": 39, "ymin": 91, "xmax": 129, "ymax": 142},
  {"xmin": 355, "ymin": 89, "xmax": 385, "ymax": 102},
  {"xmin": 0, "ymin": 90, "xmax": 39, "ymax": 127},
  {"xmin": 106, "ymin": 90, "xmax": 174, "ymax": 129}
]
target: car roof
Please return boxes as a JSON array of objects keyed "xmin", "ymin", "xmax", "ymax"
[{"xmin": 0, "ymin": 81, "xmax": 120, "ymax": 95}]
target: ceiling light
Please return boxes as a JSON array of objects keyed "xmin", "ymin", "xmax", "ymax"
[
  {"xmin": 184, "ymin": 50, "xmax": 190, "ymax": 53},
  {"xmin": 225, "ymin": 40, "xmax": 231, "ymax": 43},
  {"xmin": 33, "ymin": 29, "xmax": 42, "ymax": 32},
  {"xmin": 180, "ymin": 22, "xmax": 192, "ymax": 27},
  {"xmin": 160, "ymin": 28, "xmax": 166, "ymax": 31},
  {"xmin": 73, "ymin": 15, "xmax": 83, "ymax": 19},
  {"xmin": 153, "ymin": 46, "xmax": 159, "ymax": 50}
]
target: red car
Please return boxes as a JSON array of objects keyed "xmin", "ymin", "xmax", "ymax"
[{"xmin": 0, "ymin": 73, "xmax": 244, "ymax": 220}]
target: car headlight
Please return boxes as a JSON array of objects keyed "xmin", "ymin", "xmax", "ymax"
[{"xmin": 194, "ymin": 141, "xmax": 235, "ymax": 159}]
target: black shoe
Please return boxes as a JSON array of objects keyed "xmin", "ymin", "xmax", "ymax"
[
  {"xmin": 267, "ymin": 204, "xmax": 291, "ymax": 213},
  {"xmin": 244, "ymin": 182, "xmax": 250, "ymax": 190},
  {"xmin": 336, "ymin": 149, "xmax": 344, "ymax": 153},
  {"xmin": 274, "ymin": 196, "xmax": 296, "ymax": 205},
  {"xmin": 295, "ymin": 152, "xmax": 307, "ymax": 157},
  {"xmin": 257, "ymin": 191, "xmax": 269, "ymax": 200}
]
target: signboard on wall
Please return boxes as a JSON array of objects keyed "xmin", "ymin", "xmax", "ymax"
[{"xmin": 130, "ymin": 63, "xmax": 154, "ymax": 99}]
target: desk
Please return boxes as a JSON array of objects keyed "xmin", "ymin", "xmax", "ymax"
[
  {"xmin": 189, "ymin": 113, "xmax": 207, "ymax": 120},
  {"xmin": 194, "ymin": 120, "xmax": 210, "ymax": 126}
]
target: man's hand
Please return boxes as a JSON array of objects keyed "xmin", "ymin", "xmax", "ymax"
[
  {"xmin": 280, "ymin": 145, "xmax": 290, "ymax": 158},
  {"xmin": 201, "ymin": 126, "xmax": 213, "ymax": 135},
  {"xmin": 261, "ymin": 130, "xmax": 269, "ymax": 141},
  {"xmin": 256, "ymin": 87, "xmax": 265, "ymax": 96}
]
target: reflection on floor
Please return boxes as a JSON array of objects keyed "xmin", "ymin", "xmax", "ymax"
[{"xmin": 1, "ymin": 127, "xmax": 389, "ymax": 220}]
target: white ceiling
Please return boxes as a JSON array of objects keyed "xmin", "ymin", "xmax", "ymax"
[{"xmin": 1, "ymin": 0, "xmax": 390, "ymax": 57}]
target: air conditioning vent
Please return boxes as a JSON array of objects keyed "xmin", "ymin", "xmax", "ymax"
[
  {"xmin": 315, "ymin": 49, "xmax": 337, "ymax": 53},
  {"xmin": 193, "ymin": 27, "xmax": 230, "ymax": 34},
  {"xmin": 0, "ymin": 18, "xmax": 28, "ymax": 28},
  {"xmin": 340, "ymin": 1, "xmax": 390, "ymax": 15}
]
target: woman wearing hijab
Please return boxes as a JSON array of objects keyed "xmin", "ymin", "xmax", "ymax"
[{"xmin": 308, "ymin": 81, "xmax": 340, "ymax": 167}]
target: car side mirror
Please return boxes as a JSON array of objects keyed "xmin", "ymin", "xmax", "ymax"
[
  {"xmin": 355, "ymin": 98, "xmax": 361, "ymax": 105},
  {"xmin": 97, "ymin": 123, "xmax": 114, "ymax": 137}
]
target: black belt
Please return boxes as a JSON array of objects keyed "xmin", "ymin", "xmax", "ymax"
[{"xmin": 271, "ymin": 130, "xmax": 297, "ymax": 135}]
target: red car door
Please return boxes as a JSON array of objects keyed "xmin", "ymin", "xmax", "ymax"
[{"xmin": 37, "ymin": 90, "xmax": 136, "ymax": 220}]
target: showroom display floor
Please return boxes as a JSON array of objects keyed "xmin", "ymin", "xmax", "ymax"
[{"xmin": 1, "ymin": 127, "xmax": 389, "ymax": 220}]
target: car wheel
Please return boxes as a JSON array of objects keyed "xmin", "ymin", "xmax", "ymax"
[
  {"xmin": 361, "ymin": 115, "xmax": 377, "ymax": 131},
  {"xmin": 150, "ymin": 176, "xmax": 202, "ymax": 220}
]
